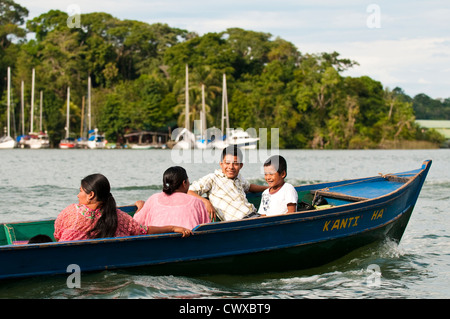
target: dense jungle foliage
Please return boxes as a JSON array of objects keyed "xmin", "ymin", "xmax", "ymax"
[{"xmin": 0, "ymin": 0, "xmax": 447, "ymax": 148}]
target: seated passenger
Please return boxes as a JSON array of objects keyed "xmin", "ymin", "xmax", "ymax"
[
  {"xmin": 188, "ymin": 145, "xmax": 268, "ymax": 221},
  {"xmin": 134, "ymin": 166, "xmax": 210, "ymax": 230},
  {"xmin": 54, "ymin": 173, "xmax": 192, "ymax": 241},
  {"xmin": 258, "ymin": 155, "xmax": 298, "ymax": 216}
]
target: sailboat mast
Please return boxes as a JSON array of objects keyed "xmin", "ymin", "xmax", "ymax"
[
  {"xmin": 39, "ymin": 91, "xmax": 43, "ymax": 132},
  {"xmin": 30, "ymin": 68, "xmax": 35, "ymax": 133},
  {"xmin": 21, "ymin": 81, "xmax": 24, "ymax": 136},
  {"xmin": 7, "ymin": 67, "xmax": 11, "ymax": 137},
  {"xmin": 201, "ymin": 84, "xmax": 206, "ymax": 137},
  {"xmin": 80, "ymin": 95, "xmax": 85, "ymax": 137},
  {"xmin": 185, "ymin": 64, "xmax": 190, "ymax": 131},
  {"xmin": 88, "ymin": 76, "xmax": 91, "ymax": 131},
  {"xmin": 66, "ymin": 87, "xmax": 70, "ymax": 139},
  {"xmin": 221, "ymin": 74, "xmax": 229, "ymax": 134}
]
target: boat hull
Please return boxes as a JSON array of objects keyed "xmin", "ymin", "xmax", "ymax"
[
  {"xmin": 0, "ymin": 161, "xmax": 431, "ymax": 279},
  {"xmin": 141, "ymin": 205, "xmax": 415, "ymax": 275},
  {"xmin": 0, "ymin": 137, "xmax": 15, "ymax": 149},
  {"xmin": 59, "ymin": 143, "xmax": 76, "ymax": 149},
  {"xmin": 130, "ymin": 144, "xmax": 156, "ymax": 149}
]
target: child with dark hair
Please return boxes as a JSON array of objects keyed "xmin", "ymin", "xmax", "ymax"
[
  {"xmin": 134, "ymin": 166, "xmax": 210, "ymax": 230},
  {"xmin": 28, "ymin": 234, "xmax": 53, "ymax": 244},
  {"xmin": 258, "ymin": 155, "xmax": 298, "ymax": 216},
  {"xmin": 188, "ymin": 145, "xmax": 268, "ymax": 221}
]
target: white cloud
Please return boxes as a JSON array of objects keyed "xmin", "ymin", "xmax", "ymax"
[
  {"xmin": 335, "ymin": 37, "xmax": 450, "ymax": 97},
  {"xmin": 418, "ymin": 78, "xmax": 431, "ymax": 84}
]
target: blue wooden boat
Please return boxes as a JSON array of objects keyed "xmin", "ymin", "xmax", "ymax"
[{"xmin": 0, "ymin": 160, "xmax": 431, "ymax": 280}]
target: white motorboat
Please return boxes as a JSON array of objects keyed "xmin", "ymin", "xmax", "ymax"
[
  {"xmin": 225, "ymin": 129, "xmax": 259, "ymax": 149},
  {"xmin": 212, "ymin": 129, "xmax": 259, "ymax": 150}
]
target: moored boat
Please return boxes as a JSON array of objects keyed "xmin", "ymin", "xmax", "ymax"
[
  {"xmin": 212, "ymin": 128, "xmax": 259, "ymax": 150},
  {"xmin": 59, "ymin": 137, "xmax": 77, "ymax": 149},
  {"xmin": 0, "ymin": 67, "xmax": 16, "ymax": 149},
  {"xmin": 0, "ymin": 160, "xmax": 431, "ymax": 279},
  {"xmin": 19, "ymin": 132, "xmax": 50, "ymax": 149},
  {"xmin": 86, "ymin": 128, "xmax": 106, "ymax": 149},
  {"xmin": 0, "ymin": 136, "xmax": 15, "ymax": 149},
  {"xmin": 172, "ymin": 127, "xmax": 196, "ymax": 149},
  {"xmin": 59, "ymin": 88, "xmax": 76, "ymax": 149},
  {"xmin": 124, "ymin": 131, "xmax": 170, "ymax": 149}
]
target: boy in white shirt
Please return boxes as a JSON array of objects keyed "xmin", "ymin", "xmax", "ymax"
[{"xmin": 258, "ymin": 155, "xmax": 298, "ymax": 216}]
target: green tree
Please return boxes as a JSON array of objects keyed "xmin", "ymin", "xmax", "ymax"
[
  {"xmin": 97, "ymin": 74, "xmax": 176, "ymax": 141},
  {"xmin": 0, "ymin": 0, "xmax": 28, "ymax": 104},
  {"xmin": 37, "ymin": 29, "xmax": 88, "ymax": 99},
  {"xmin": 223, "ymin": 28, "xmax": 272, "ymax": 77},
  {"xmin": 26, "ymin": 9, "xmax": 68, "ymax": 41},
  {"xmin": 293, "ymin": 53, "xmax": 348, "ymax": 148},
  {"xmin": 413, "ymin": 93, "xmax": 450, "ymax": 120},
  {"xmin": 0, "ymin": 0, "xmax": 28, "ymax": 48}
]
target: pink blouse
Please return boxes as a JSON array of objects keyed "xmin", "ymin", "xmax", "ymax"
[
  {"xmin": 133, "ymin": 192, "xmax": 210, "ymax": 230},
  {"xmin": 54, "ymin": 204, "xmax": 148, "ymax": 241}
]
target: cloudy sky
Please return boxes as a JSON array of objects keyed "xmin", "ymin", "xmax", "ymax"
[{"xmin": 14, "ymin": 0, "xmax": 450, "ymax": 99}]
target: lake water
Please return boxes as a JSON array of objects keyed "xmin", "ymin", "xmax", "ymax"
[{"xmin": 0, "ymin": 148, "xmax": 449, "ymax": 299}]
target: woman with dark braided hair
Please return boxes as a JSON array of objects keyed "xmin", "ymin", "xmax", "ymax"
[
  {"xmin": 54, "ymin": 173, "xmax": 192, "ymax": 241},
  {"xmin": 134, "ymin": 166, "xmax": 210, "ymax": 230}
]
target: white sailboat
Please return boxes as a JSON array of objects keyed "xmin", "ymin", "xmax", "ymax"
[
  {"xmin": 86, "ymin": 128, "xmax": 106, "ymax": 149},
  {"xmin": 76, "ymin": 77, "xmax": 106, "ymax": 149},
  {"xmin": 20, "ymin": 69, "xmax": 49, "ymax": 149},
  {"xmin": 173, "ymin": 127, "xmax": 195, "ymax": 149},
  {"xmin": 173, "ymin": 66, "xmax": 213, "ymax": 149},
  {"xmin": 173, "ymin": 65, "xmax": 195, "ymax": 149},
  {"xmin": 26, "ymin": 90, "xmax": 50, "ymax": 149},
  {"xmin": 195, "ymin": 84, "xmax": 212, "ymax": 149},
  {"xmin": 59, "ymin": 87, "xmax": 76, "ymax": 149},
  {"xmin": 0, "ymin": 67, "xmax": 16, "ymax": 149},
  {"xmin": 76, "ymin": 77, "xmax": 90, "ymax": 148},
  {"xmin": 211, "ymin": 74, "xmax": 231, "ymax": 149},
  {"xmin": 212, "ymin": 74, "xmax": 259, "ymax": 150}
]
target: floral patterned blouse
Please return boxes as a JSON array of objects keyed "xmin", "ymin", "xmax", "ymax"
[{"xmin": 54, "ymin": 204, "xmax": 148, "ymax": 241}]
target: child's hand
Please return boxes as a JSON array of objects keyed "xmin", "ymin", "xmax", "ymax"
[{"xmin": 134, "ymin": 200, "xmax": 145, "ymax": 212}]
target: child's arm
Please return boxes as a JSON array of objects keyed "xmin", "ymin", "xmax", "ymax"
[
  {"xmin": 287, "ymin": 203, "xmax": 297, "ymax": 213},
  {"xmin": 248, "ymin": 184, "xmax": 268, "ymax": 193},
  {"xmin": 286, "ymin": 183, "xmax": 298, "ymax": 213}
]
